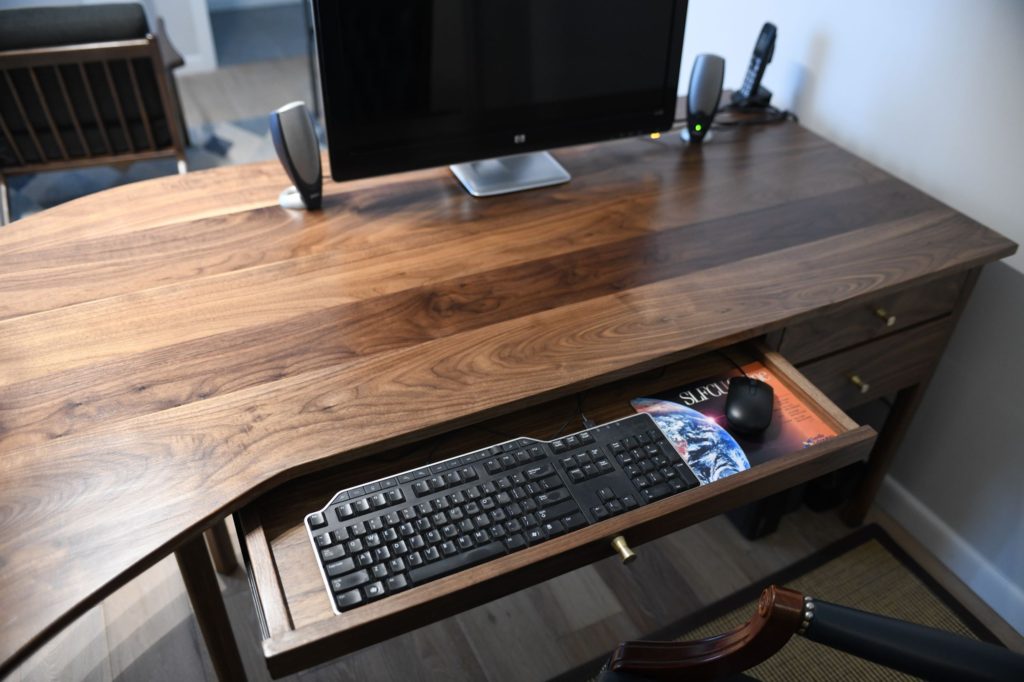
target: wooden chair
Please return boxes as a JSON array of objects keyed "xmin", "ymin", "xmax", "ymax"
[
  {"xmin": 601, "ymin": 585, "xmax": 1024, "ymax": 681},
  {"xmin": 0, "ymin": 3, "xmax": 188, "ymax": 224}
]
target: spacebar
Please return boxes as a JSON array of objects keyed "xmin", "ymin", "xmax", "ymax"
[{"xmin": 409, "ymin": 542, "xmax": 507, "ymax": 584}]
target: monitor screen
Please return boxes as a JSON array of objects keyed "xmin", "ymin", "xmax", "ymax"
[{"xmin": 314, "ymin": 0, "xmax": 688, "ymax": 182}]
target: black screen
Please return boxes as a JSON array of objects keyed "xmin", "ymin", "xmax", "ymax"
[{"xmin": 315, "ymin": 0, "xmax": 687, "ymax": 181}]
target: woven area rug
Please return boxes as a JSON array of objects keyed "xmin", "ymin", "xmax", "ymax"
[{"xmin": 555, "ymin": 524, "xmax": 1000, "ymax": 681}]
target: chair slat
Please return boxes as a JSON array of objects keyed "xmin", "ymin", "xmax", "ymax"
[
  {"xmin": 53, "ymin": 65, "xmax": 90, "ymax": 158},
  {"xmin": 78, "ymin": 62, "xmax": 112, "ymax": 155},
  {"xmin": 125, "ymin": 59, "xmax": 156, "ymax": 151},
  {"xmin": 0, "ymin": 103, "xmax": 27, "ymax": 166},
  {"xmin": 2, "ymin": 69, "xmax": 46, "ymax": 162},
  {"xmin": 101, "ymin": 60, "xmax": 133, "ymax": 153},
  {"xmin": 28, "ymin": 66, "xmax": 69, "ymax": 160}
]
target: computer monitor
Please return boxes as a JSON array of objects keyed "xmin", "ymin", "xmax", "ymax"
[{"xmin": 312, "ymin": 0, "xmax": 688, "ymax": 196}]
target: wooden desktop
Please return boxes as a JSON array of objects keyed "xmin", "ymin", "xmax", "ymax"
[{"xmin": 0, "ymin": 117, "xmax": 1015, "ymax": 680}]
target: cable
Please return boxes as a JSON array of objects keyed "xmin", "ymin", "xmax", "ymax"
[
  {"xmin": 578, "ymin": 392, "xmax": 596, "ymax": 430},
  {"xmin": 716, "ymin": 348, "xmax": 749, "ymax": 377},
  {"xmin": 713, "ymin": 103, "xmax": 799, "ymax": 127}
]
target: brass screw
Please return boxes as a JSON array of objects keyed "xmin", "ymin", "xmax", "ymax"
[
  {"xmin": 874, "ymin": 307, "xmax": 896, "ymax": 327},
  {"xmin": 611, "ymin": 535, "xmax": 637, "ymax": 564},
  {"xmin": 849, "ymin": 374, "xmax": 870, "ymax": 394}
]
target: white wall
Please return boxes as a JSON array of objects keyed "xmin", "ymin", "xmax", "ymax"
[{"xmin": 679, "ymin": 0, "xmax": 1023, "ymax": 632}]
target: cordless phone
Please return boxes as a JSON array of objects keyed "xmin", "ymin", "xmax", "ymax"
[{"xmin": 732, "ymin": 23, "xmax": 776, "ymax": 108}]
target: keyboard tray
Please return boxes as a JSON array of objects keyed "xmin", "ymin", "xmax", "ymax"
[{"xmin": 237, "ymin": 345, "xmax": 875, "ymax": 677}]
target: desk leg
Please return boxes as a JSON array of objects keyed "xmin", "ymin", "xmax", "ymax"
[
  {"xmin": 205, "ymin": 519, "xmax": 238, "ymax": 574},
  {"xmin": 175, "ymin": 533, "xmax": 248, "ymax": 682},
  {"xmin": 842, "ymin": 383, "xmax": 925, "ymax": 526}
]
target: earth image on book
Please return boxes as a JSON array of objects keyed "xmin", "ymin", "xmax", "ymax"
[{"xmin": 632, "ymin": 399, "xmax": 749, "ymax": 484}]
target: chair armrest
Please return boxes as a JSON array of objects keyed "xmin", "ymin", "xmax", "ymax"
[
  {"xmin": 153, "ymin": 17, "xmax": 184, "ymax": 70},
  {"xmin": 803, "ymin": 598, "xmax": 1024, "ymax": 682},
  {"xmin": 607, "ymin": 586, "xmax": 804, "ymax": 681}
]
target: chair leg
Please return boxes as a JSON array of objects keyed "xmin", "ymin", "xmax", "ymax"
[
  {"xmin": 0, "ymin": 173, "xmax": 10, "ymax": 225},
  {"xmin": 204, "ymin": 519, "xmax": 238, "ymax": 575}
]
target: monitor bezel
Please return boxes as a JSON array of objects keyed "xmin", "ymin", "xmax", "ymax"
[{"xmin": 313, "ymin": 0, "xmax": 689, "ymax": 183}]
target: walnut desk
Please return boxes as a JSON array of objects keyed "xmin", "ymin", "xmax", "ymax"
[{"xmin": 0, "ymin": 121, "xmax": 1015, "ymax": 679}]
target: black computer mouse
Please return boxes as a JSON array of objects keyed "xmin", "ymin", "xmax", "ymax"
[{"xmin": 725, "ymin": 376, "xmax": 774, "ymax": 435}]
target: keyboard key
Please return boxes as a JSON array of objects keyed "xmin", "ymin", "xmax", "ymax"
[
  {"xmin": 568, "ymin": 468, "xmax": 585, "ymax": 483},
  {"xmin": 562, "ymin": 512, "xmax": 586, "ymax": 530},
  {"xmin": 606, "ymin": 500, "xmax": 625, "ymax": 515},
  {"xmin": 642, "ymin": 482, "xmax": 672, "ymax": 502},
  {"xmin": 308, "ymin": 512, "xmax": 327, "ymax": 529},
  {"xmin": 336, "ymin": 504, "xmax": 354, "ymax": 521},
  {"xmin": 363, "ymin": 582, "xmax": 386, "ymax": 600},
  {"xmin": 387, "ymin": 574, "xmax": 409, "ymax": 592},
  {"xmin": 505, "ymin": 533, "xmax": 527, "ymax": 551},
  {"xmin": 352, "ymin": 498, "xmax": 371, "ymax": 514},
  {"xmin": 408, "ymin": 542, "xmax": 506, "ymax": 584},
  {"xmin": 542, "ymin": 520, "xmax": 566, "ymax": 537},
  {"xmin": 536, "ymin": 488, "xmax": 570, "ymax": 506},
  {"xmin": 331, "ymin": 569, "xmax": 370, "ymax": 593},
  {"xmin": 356, "ymin": 551, "xmax": 373, "ymax": 567},
  {"xmin": 423, "ymin": 546, "xmax": 440, "ymax": 562},
  {"xmin": 441, "ymin": 541, "xmax": 458, "ymax": 556},
  {"xmin": 326, "ymin": 557, "xmax": 356, "ymax": 576},
  {"xmin": 331, "ymin": 527, "xmax": 350, "ymax": 544},
  {"xmin": 315, "ymin": 533, "xmax": 332, "ymax": 548},
  {"xmin": 389, "ymin": 557, "xmax": 406, "ymax": 573},
  {"xmin": 591, "ymin": 505, "xmax": 609, "ymax": 521},
  {"xmin": 407, "ymin": 551, "xmax": 424, "ymax": 567},
  {"xmin": 597, "ymin": 487, "xmax": 615, "ymax": 502},
  {"xmin": 525, "ymin": 528, "xmax": 544, "ymax": 544},
  {"xmin": 372, "ymin": 563, "xmax": 388, "ymax": 579},
  {"xmin": 524, "ymin": 463, "xmax": 554, "ymax": 480},
  {"xmin": 622, "ymin": 495, "xmax": 639, "ymax": 510},
  {"xmin": 321, "ymin": 546, "xmax": 346, "ymax": 562},
  {"xmin": 335, "ymin": 589, "xmax": 363, "ymax": 610},
  {"xmin": 412, "ymin": 481, "xmax": 431, "ymax": 497},
  {"xmin": 387, "ymin": 489, "xmax": 405, "ymax": 504}
]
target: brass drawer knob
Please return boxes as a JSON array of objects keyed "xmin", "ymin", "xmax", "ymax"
[
  {"xmin": 849, "ymin": 374, "xmax": 871, "ymax": 394},
  {"xmin": 874, "ymin": 307, "xmax": 896, "ymax": 327},
  {"xmin": 611, "ymin": 535, "xmax": 637, "ymax": 564}
]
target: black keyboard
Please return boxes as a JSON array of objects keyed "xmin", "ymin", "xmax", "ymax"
[{"xmin": 305, "ymin": 413, "xmax": 701, "ymax": 614}]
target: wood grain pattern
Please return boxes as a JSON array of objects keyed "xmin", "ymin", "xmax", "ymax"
[
  {"xmin": 0, "ymin": 121, "xmax": 1015, "ymax": 676},
  {"xmin": 770, "ymin": 271, "xmax": 965, "ymax": 364},
  {"xmin": 797, "ymin": 317, "xmax": 953, "ymax": 410}
]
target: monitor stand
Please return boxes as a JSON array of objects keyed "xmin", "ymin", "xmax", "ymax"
[{"xmin": 449, "ymin": 151, "xmax": 571, "ymax": 197}]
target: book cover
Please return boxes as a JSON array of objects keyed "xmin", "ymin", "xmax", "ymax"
[{"xmin": 631, "ymin": 362, "xmax": 837, "ymax": 485}]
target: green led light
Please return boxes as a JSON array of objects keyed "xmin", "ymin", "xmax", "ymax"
[{"xmin": 695, "ymin": 123, "xmax": 703, "ymax": 132}]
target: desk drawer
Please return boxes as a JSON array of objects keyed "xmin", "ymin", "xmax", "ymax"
[
  {"xmin": 797, "ymin": 317, "xmax": 953, "ymax": 410},
  {"xmin": 773, "ymin": 273, "xmax": 965, "ymax": 364},
  {"xmin": 238, "ymin": 347, "xmax": 875, "ymax": 677}
]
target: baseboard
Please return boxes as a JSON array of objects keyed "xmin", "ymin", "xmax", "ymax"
[{"xmin": 877, "ymin": 476, "xmax": 1024, "ymax": 635}]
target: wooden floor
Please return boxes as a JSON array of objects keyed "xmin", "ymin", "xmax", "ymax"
[{"xmin": 9, "ymin": 506, "xmax": 1020, "ymax": 681}]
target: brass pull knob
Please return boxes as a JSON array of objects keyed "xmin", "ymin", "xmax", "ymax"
[
  {"xmin": 874, "ymin": 307, "xmax": 896, "ymax": 327},
  {"xmin": 611, "ymin": 535, "xmax": 637, "ymax": 564},
  {"xmin": 849, "ymin": 374, "xmax": 870, "ymax": 394}
]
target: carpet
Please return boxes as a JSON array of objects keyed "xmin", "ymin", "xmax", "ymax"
[{"xmin": 555, "ymin": 525, "xmax": 1000, "ymax": 681}]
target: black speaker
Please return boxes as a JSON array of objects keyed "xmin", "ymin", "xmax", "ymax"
[
  {"xmin": 681, "ymin": 54, "xmax": 725, "ymax": 144},
  {"xmin": 269, "ymin": 101, "xmax": 322, "ymax": 210}
]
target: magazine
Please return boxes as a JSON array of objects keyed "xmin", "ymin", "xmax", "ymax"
[{"xmin": 631, "ymin": 362, "xmax": 836, "ymax": 485}]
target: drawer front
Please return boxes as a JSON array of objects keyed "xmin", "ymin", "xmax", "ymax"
[
  {"xmin": 776, "ymin": 273, "xmax": 965, "ymax": 364},
  {"xmin": 238, "ymin": 346, "xmax": 876, "ymax": 677},
  {"xmin": 798, "ymin": 317, "xmax": 952, "ymax": 410}
]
